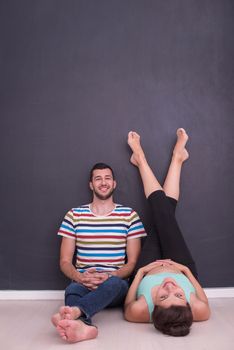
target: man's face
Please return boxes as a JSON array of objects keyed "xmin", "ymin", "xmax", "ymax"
[{"xmin": 90, "ymin": 168, "xmax": 116, "ymax": 200}]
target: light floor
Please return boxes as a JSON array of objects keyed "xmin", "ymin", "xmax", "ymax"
[{"xmin": 1, "ymin": 298, "xmax": 234, "ymax": 350}]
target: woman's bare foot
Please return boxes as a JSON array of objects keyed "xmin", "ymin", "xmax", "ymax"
[
  {"xmin": 59, "ymin": 306, "xmax": 82, "ymax": 320},
  {"xmin": 57, "ymin": 319, "xmax": 98, "ymax": 343},
  {"xmin": 173, "ymin": 128, "xmax": 189, "ymax": 162},
  {"xmin": 127, "ymin": 131, "xmax": 146, "ymax": 167}
]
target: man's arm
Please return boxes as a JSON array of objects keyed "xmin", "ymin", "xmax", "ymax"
[
  {"xmin": 60, "ymin": 237, "xmax": 107, "ymax": 289},
  {"xmin": 110, "ymin": 208, "xmax": 146, "ymax": 279},
  {"xmin": 60, "ymin": 237, "xmax": 141, "ymax": 286},
  {"xmin": 60, "ymin": 237, "xmax": 83, "ymax": 282},
  {"xmin": 111, "ymin": 238, "xmax": 141, "ymax": 279}
]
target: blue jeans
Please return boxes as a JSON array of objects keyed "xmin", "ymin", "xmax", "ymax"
[{"xmin": 65, "ymin": 276, "xmax": 129, "ymax": 326}]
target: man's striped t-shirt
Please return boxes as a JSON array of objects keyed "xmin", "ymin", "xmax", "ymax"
[{"xmin": 58, "ymin": 204, "xmax": 147, "ymax": 272}]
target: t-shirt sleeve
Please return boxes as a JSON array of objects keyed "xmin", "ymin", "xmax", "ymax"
[
  {"xmin": 57, "ymin": 209, "xmax": 76, "ymax": 239},
  {"xmin": 127, "ymin": 210, "xmax": 147, "ymax": 240}
]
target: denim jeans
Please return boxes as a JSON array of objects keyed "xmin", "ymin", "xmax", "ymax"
[{"xmin": 65, "ymin": 276, "xmax": 129, "ymax": 325}]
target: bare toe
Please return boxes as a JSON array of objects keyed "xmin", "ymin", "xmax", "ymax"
[
  {"xmin": 59, "ymin": 306, "xmax": 81, "ymax": 320},
  {"xmin": 58, "ymin": 319, "xmax": 98, "ymax": 343},
  {"xmin": 176, "ymin": 128, "xmax": 189, "ymax": 144},
  {"xmin": 51, "ymin": 313, "xmax": 62, "ymax": 327}
]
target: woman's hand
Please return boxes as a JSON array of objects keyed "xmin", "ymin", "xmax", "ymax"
[
  {"xmin": 156, "ymin": 259, "xmax": 189, "ymax": 274},
  {"xmin": 138, "ymin": 260, "xmax": 170, "ymax": 276}
]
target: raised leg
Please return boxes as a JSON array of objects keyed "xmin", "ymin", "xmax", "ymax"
[
  {"xmin": 147, "ymin": 190, "xmax": 197, "ymax": 277},
  {"xmin": 163, "ymin": 128, "xmax": 189, "ymax": 200},
  {"xmin": 127, "ymin": 128, "xmax": 189, "ymax": 201},
  {"xmin": 127, "ymin": 131, "xmax": 163, "ymax": 198},
  {"xmin": 128, "ymin": 130, "xmax": 197, "ymax": 277}
]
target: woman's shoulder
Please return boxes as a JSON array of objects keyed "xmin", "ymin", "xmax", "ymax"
[
  {"xmin": 189, "ymin": 294, "xmax": 211, "ymax": 321},
  {"xmin": 125, "ymin": 296, "xmax": 150, "ymax": 322}
]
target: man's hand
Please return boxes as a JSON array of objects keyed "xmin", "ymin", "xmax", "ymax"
[
  {"xmin": 60, "ymin": 238, "xmax": 112, "ymax": 289},
  {"xmin": 79, "ymin": 268, "xmax": 110, "ymax": 290}
]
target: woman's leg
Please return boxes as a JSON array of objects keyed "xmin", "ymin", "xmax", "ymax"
[
  {"xmin": 128, "ymin": 130, "xmax": 197, "ymax": 277},
  {"xmin": 147, "ymin": 191, "xmax": 197, "ymax": 277},
  {"xmin": 163, "ymin": 128, "xmax": 189, "ymax": 201},
  {"xmin": 127, "ymin": 131, "xmax": 163, "ymax": 198},
  {"xmin": 127, "ymin": 128, "xmax": 188, "ymax": 200},
  {"xmin": 128, "ymin": 131, "xmax": 163, "ymax": 273}
]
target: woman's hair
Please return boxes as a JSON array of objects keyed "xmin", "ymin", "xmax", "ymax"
[{"xmin": 152, "ymin": 303, "xmax": 193, "ymax": 337}]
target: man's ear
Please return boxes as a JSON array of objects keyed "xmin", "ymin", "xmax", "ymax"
[
  {"xmin": 113, "ymin": 180, "xmax": 117, "ymax": 189},
  {"xmin": 89, "ymin": 182, "xmax": 93, "ymax": 191}
]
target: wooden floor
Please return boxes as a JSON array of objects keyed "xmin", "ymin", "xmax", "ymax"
[{"xmin": 1, "ymin": 298, "xmax": 234, "ymax": 350}]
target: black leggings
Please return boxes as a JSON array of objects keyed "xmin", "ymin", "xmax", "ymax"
[{"xmin": 134, "ymin": 190, "xmax": 198, "ymax": 278}]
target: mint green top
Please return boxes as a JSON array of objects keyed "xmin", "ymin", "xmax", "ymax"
[{"xmin": 137, "ymin": 272, "xmax": 195, "ymax": 321}]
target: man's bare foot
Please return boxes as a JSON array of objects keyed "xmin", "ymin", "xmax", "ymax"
[
  {"xmin": 51, "ymin": 306, "xmax": 81, "ymax": 327},
  {"xmin": 127, "ymin": 131, "xmax": 146, "ymax": 167},
  {"xmin": 57, "ymin": 319, "xmax": 98, "ymax": 343},
  {"xmin": 59, "ymin": 306, "xmax": 82, "ymax": 320},
  {"xmin": 51, "ymin": 312, "xmax": 62, "ymax": 327},
  {"xmin": 173, "ymin": 128, "xmax": 189, "ymax": 162}
]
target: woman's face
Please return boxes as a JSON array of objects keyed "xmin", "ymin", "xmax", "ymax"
[{"xmin": 155, "ymin": 278, "xmax": 187, "ymax": 308}]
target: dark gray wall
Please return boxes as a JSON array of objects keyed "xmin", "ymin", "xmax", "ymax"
[{"xmin": 1, "ymin": 0, "xmax": 233, "ymax": 289}]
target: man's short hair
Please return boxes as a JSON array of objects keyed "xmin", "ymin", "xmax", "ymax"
[{"xmin": 89, "ymin": 163, "xmax": 115, "ymax": 181}]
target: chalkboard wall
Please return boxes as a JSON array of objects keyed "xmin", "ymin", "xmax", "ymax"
[{"xmin": 1, "ymin": 0, "xmax": 234, "ymax": 289}]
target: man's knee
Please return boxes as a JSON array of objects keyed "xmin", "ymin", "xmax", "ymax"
[
  {"xmin": 104, "ymin": 276, "xmax": 129, "ymax": 294},
  {"xmin": 65, "ymin": 281, "xmax": 84, "ymax": 297},
  {"xmin": 104, "ymin": 276, "xmax": 129, "ymax": 307}
]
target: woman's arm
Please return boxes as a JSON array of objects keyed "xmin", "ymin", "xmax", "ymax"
[
  {"xmin": 183, "ymin": 267, "xmax": 208, "ymax": 303},
  {"xmin": 183, "ymin": 267, "xmax": 210, "ymax": 321},
  {"xmin": 124, "ymin": 261, "xmax": 162, "ymax": 322},
  {"xmin": 124, "ymin": 269, "xmax": 144, "ymax": 308},
  {"xmin": 124, "ymin": 268, "xmax": 149, "ymax": 322},
  {"xmin": 124, "ymin": 261, "xmax": 163, "ymax": 307}
]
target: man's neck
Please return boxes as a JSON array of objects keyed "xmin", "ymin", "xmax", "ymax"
[{"xmin": 90, "ymin": 197, "xmax": 115, "ymax": 216}]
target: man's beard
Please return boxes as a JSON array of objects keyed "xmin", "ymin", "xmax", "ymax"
[{"xmin": 93, "ymin": 187, "xmax": 115, "ymax": 200}]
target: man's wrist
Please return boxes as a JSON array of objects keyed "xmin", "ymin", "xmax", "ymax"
[
  {"xmin": 105, "ymin": 272, "xmax": 113, "ymax": 278},
  {"xmin": 74, "ymin": 271, "xmax": 83, "ymax": 283}
]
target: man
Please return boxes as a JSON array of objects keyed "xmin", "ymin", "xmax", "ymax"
[{"xmin": 52, "ymin": 163, "xmax": 146, "ymax": 343}]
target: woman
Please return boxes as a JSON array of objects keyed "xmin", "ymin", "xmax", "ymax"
[{"xmin": 124, "ymin": 129, "xmax": 210, "ymax": 336}]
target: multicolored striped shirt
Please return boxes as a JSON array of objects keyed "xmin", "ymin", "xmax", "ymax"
[{"xmin": 58, "ymin": 204, "xmax": 146, "ymax": 272}]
